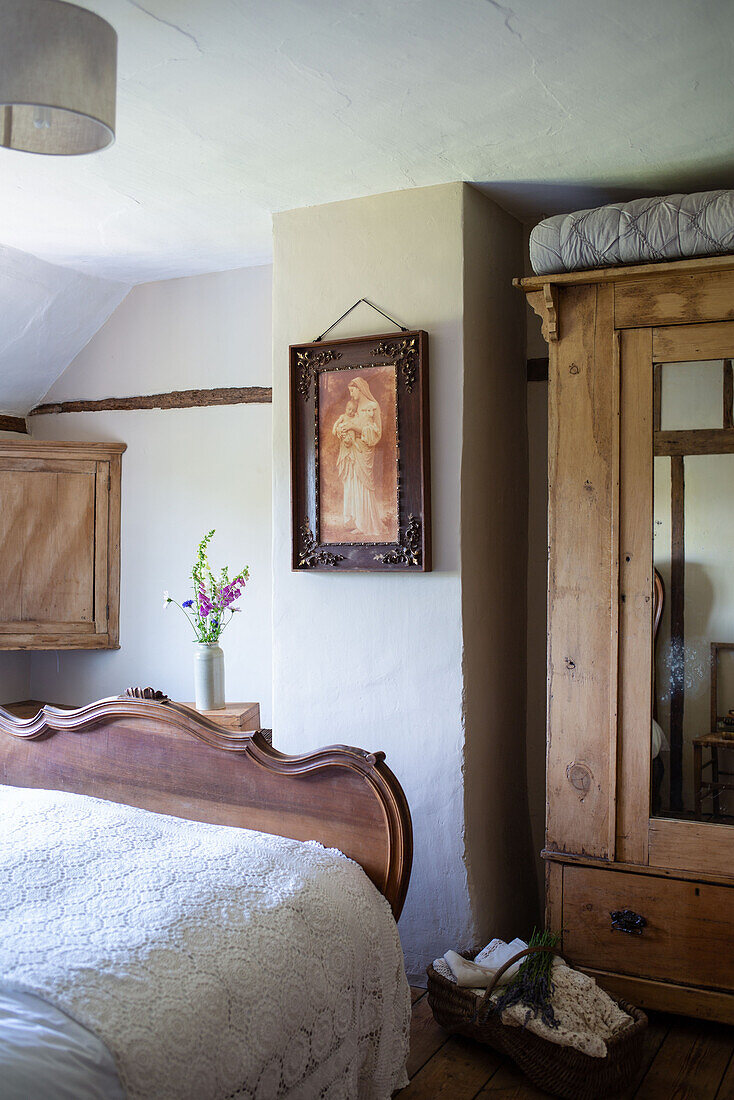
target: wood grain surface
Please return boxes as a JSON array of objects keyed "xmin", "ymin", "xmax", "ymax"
[
  {"xmin": 617, "ymin": 327, "xmax": 653, "ymax": 862},
  {"xmin": 515, "ymin": 253, "xmax": 734, "ymax": 292},
  {"xmin": 615, "ymin": 269, "xmax": 734, "ymax": 330},
  {"xmin": 546, "ymin": 283, "xmax": 617, "ymax": 858},
  {"xmin": 29, "ymin": 387, "xmax": 272, "ymax": 416},
  {"xmin": 562, "ymin": 864, "xmax": 734, "ymax": 993},
  {"xmin": 0, "ymin": 415, "xmax": 27, "ymax": 434},
  {"xmin": 0, "ymin": 697, "xmax": 412, "ymax": 919},
  {"xmin": 402, "ymin": 989, "xmax": 734, "ymax": 1095},
  {"xmin": 0, "ymin": 442, "xmax": 124, "ymax": 650},
  {"xmin": 652, "ymin": 320, "xmax": 734, "ymax": 363}
]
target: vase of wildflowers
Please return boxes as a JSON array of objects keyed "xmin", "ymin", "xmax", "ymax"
[{"xmin": 164, "ymin": 530, "xmax": 249, "ymax": 711}]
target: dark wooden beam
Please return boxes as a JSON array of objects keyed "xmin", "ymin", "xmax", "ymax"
[
  {"xmin": 654, "ymin": 428, "xmax": 734, "ymax": 456},
  {"xmin": 669, "ymin": 454, "xmax": 685, "ymax": 812},
  {"xmin": 0, "ymin": 414, "xmax": 28, "ymax": 434},
  {"xmin": 527, "ymin": 356, "xmax": 549, "ymax": 382},
  {"xmin": 724, "ymin": 360, "xmax": 733, "ymax": 430},
  {"xmin": 29, "ymin": 387, "xmax": 272, "ymax": 417},
  {"xmin": 653, "ymin": 363, "xmax": 662, "ymax": 432}
]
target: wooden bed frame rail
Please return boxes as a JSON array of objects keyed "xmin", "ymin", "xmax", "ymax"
[{"xmin": 0, "ymin": 695, "xmax": 412, "ymax": 919}]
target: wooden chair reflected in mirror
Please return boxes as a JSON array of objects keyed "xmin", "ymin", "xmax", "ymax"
[{"xmin": 693, "ymin": 642, "xmax": 734, "ymax": 820}]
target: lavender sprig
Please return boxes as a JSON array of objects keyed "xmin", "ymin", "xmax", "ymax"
[{"xmin": 492, "ymin": 928, "xmax": 560, "ymax": 1030}]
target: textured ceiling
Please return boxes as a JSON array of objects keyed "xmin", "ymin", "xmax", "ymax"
[
  {"xmin": 0, "ymin": 0, "xmax": 732, "ymax": 283},
  {"xmin": 1, "ymin": 0, "xmax": 733, "ymax": 413}
]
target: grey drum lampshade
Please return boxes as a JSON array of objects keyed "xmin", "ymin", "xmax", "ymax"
[{"xmin": 0, "ymin": 0, "xmax": 117, "ymax": 155}]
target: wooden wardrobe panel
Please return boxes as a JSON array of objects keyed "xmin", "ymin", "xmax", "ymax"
[
  {"xmin": 0, "ymin": 470, "xmax": 95, "ymax": 623},
  {"xmin": 24, "ymin": 471, "xmax": 96, "ymax": 623},
  {"xmin": 581, "ymin": 969, "xmax": 734, "ymax": 1025},
  {"xmin": 106, "ymin": 452, "xmax": 122, "ymax": 645},
  {"xmin": 93, "ymin": 462, "xmax": 109, "ymax": 635},
  {"xmin": 648, "ymin": 818, "xmax": 734, "ymax": 879},
  {"xmin": 615, "ymin": 269, "xmax": 734, "ymax": 330},
  {"xmin": 0, "ymin": 442, "xmax": 125, "ymax": 649},
  {"xmin": 518, "ymin": 256, "xmax": 734, "ymax": 1024},
  {"xmin": 546, "ymin": 283, "xmax": 618, "ymax": 858},
  {"xmin": 653, "ymin": 320, "xmax": 734, "ymax": 363},
  {"xmin": 563, "ymin": 864, "xmax": 734, "ymax": 993},
  {"xmin": 0, "ymin": 472, "xmax": 24, "ymax": 621},
  {"xmin": 616, "ymin": 327, "xmax": 654, "ymax": 863}
]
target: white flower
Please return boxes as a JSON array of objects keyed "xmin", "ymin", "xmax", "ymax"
[{"xmin": 163, "ymin": 590, "xmax": 171, "ymax": 608}]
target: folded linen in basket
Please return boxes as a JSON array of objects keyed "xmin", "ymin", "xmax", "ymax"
[
  {"xmin": 442, "ymin": 938, "xmax": 528, "ymax": 988},
  {"xmin": 433, "ymin": 940, "xmax": 633, "ymax": 1057}
]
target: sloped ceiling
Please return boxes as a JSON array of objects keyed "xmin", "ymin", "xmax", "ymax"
[
  {"xmin": 0, "ymin": 0, "xmax": 732, "ymax": 410},
  {"xmin": 0, "ymin": 246, "xmax": 128, "ymax": 415}
]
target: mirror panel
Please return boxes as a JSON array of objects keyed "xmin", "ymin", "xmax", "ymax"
[
  {"xmin": 652, "ymin": 356, "xmax": 734, "ymax": 823},
  {"xmin": 660, "ymin": 360, "xmax": 724, "ymax": 430}
]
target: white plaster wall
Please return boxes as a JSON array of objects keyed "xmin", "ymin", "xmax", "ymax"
[
  {"xmin": 28, "ymin": 267, "xmax": 273, "ymax": 725},
  {"xmin": 272, "ymin": 184, "xmax": 468, "ymax": 978},
  {"xmin": 41, "ymin": 267, "xmax": 272, "ymax": 402}
]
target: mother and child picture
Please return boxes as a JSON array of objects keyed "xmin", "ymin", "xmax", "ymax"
[{"xmin": 318, "ymin": 365, "xmax": 399, "ymax": 544}]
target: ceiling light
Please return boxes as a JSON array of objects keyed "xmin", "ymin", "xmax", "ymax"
[{"xmin": 0, "ymin": 0, "xmax": 117, "ymax": 156}]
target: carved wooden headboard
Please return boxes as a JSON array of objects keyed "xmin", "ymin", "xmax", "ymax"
[{"xmin": 0, "ymin": 695, "xmax": 412, "ymax": 919}]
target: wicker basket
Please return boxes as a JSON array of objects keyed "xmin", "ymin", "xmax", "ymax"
[{"xmin": 426, "ymin": 947, "xmax": 647, "ymax": 1100}]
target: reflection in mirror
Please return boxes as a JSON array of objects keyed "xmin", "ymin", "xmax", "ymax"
[
  {"xmin": 659, "ymin": 360, "xmax": 724, "ymax": 430},
  {"xmin": 653, "ymin": 356, "xmax": 734, "ymax": 822}
]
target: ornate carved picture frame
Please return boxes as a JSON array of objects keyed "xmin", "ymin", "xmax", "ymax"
[{"xmin": 290, "ymin": 330, "xmax": 430, "ymax": 571}]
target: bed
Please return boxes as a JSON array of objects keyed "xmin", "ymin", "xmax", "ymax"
[{"xmin": 0, "ymin": 691, "xmax": 413, "ymax": 1100}]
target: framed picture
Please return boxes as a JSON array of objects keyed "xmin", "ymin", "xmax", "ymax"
[{"xmin": 290, "ymin": 330, "xmax": 430, "ymax": 571}]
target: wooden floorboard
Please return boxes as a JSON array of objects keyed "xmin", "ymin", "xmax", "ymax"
[
  {"xmin": 475, "ymin": 1060, "xmax": 553, "ymax": 1097},
  {"xmin": 634, "ymin": 1018, "xmax": 734, "ymax": 1099},
  {"xmin": 402, "ymin": 991, "xmax": 734, "ymax": 1100},
  {"xmin": 625, "ymin": 1013, "xmax": 671, "ymax": 1098},
  {"xmin": 400, "ymin": 1035, "xmax": 501, "ymax": 1098},
  {"xmin": 406, "ymin": 992, "xmax": 450, "ymax": 1079},
  {"xmin": 715, "ymin": 1053, "xmax": 734, "ymax": 1099}
]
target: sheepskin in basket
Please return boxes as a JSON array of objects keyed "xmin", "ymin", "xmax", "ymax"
[{"xmin": 426, "ymin": 947, "xmax": 647, "ymax": 1100}]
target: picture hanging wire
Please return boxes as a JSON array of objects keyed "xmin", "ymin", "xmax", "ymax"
[{"xmin": 314, "ymin": 299, "xmax": 409, "ymax": 342}]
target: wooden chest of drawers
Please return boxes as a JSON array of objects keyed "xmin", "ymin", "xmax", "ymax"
[{"xmin": 561, "ymin": 863, "xmax": 734, "ymax": 993}]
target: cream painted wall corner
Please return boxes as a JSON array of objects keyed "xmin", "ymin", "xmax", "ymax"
[
  {"xmin": 271, "ymin": 182, "xmax": 535, "ymax": 977},
  {"xmin": 28, "ymin": 266, "xmax": 273, "ymax": 724}
]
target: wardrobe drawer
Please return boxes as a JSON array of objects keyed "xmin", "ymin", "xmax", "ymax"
[{"xmin": 562, "ymin": 865, "xmax": 734, "ymax": 992}]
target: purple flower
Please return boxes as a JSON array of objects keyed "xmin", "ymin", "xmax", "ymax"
[{"xmin": 182, "ymin": 599, "xmax": 193, "ymax": 608}]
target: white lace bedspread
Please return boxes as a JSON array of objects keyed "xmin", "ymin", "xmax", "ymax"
[
  {"xmin": 530, "ymin": 189, "xmax": 734, "ymax": 275},
  {"xmin": 0, "ymin": 784, "xmax": 410, "ymax": 1099}
]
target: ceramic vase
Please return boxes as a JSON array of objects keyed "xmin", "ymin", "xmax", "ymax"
[{"xmin": 193, "ymin": 642, "xmax": 225, "ymax": 710}]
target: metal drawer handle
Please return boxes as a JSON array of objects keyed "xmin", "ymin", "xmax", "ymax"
[{"xmin": 610, "ymin": 908, "xmax": 647, "ymax": 935}]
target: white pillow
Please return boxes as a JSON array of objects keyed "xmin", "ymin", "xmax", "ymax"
[{"xmin": 651, "ymin": 718, "xmax": 667, "ymax": 758}]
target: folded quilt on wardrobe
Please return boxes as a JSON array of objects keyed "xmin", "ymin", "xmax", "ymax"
[{"xmin": 529, "ymin": 189, "xmax": 734, "ymax": 275}]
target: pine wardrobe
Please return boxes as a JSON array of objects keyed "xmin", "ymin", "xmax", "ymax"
[{"xmin": 517, "ymin": 255, "xmax": 734, "ymax": 1024}]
